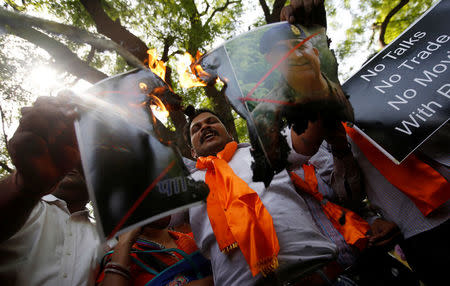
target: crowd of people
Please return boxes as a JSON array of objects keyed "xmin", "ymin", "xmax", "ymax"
[{"xmin": 0, "ymin": 1, "xmax": 448, "ymax": 286}]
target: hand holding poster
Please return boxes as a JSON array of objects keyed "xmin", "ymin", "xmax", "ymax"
[
  {"xmin": 196, "ymin": 22, "xmax": 352, "ymax": 184},
  {"xmin": 343, "ymin": 0, "xmax": 450, "ymax": 164},
  {"xmin": 74, "ymin": 69, "xmax": 208, "ymax": 241}
]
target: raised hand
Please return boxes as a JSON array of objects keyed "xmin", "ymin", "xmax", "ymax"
[
  {"xmin": 280, "ymin": 0, "xmax": 327, "ymax": 27},
  {"xmin": 368, "ymin": 218, "xmax": 401, "ymax": 249},
  {"xmin": 8, "ymin": 95, "xmax": 79, "ymax": 196}
]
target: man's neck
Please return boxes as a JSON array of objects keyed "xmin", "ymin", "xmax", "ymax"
[
  {"xmin": 66, "ymin": 200, "xmax": 88, "ymax": 214},
  {"xmin": 52, "ymin": 189, "xmax": 88, "ymax": 214}
]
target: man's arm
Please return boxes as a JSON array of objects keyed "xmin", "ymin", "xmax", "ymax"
[
  {"xmin": 0, "ymin": 173, "xmax": 43, "ymax": 242},
  {"xmin": 99, "ymin": 228, "xmax": 141, "ymax": 286},
  {"xmin": 0, "ymin": 96, "xmax": 79, "ymax": 242},
  {"xmin": 290, "ymin": 119, "xmax": 325, "ymax": 156},
  {"xmin": 291, "ymin": 119, "xmax": 363, "ymax": 208},
  {"xmin": 324, "ymin": 121, "xmax": 363, "ymax": 209}
]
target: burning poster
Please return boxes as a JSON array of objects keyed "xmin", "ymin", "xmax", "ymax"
[
  {"xmin": 74, "ymin": 69, "xmax": 209, "ymax": 241},
  {"xmin": 196, "ymin": 22, "xmax": 353, "ymax": 184}
]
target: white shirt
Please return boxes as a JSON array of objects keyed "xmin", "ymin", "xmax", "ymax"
[
  {"xmin": 0, "ymin": 195, "xmax": 101, "ymax": 286},
  {"xmin": 189, "ymin": 145, "xmax": 337, "ymax": 286},
  {"xmin": 350, "ymin": 140, "xmax": 450, "ymax": 239}
]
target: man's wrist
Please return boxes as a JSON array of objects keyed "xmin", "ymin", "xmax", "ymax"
[
  {"xmin": 115, "ymin": 238, "xmax": 135, "ymax": 250},
  {"xmin": 13, "ymin": 172, "xmax": 47, "ymax": 200}
]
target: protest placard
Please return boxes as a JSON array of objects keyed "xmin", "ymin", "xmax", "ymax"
[{"xmin": 343, "ymin": 0, "xmax": 450, "ymax": 164}]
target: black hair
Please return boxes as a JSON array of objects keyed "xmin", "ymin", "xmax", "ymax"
[{"xmin": 183, "ymin": 105, "xmax": 226, "ymax": 147}]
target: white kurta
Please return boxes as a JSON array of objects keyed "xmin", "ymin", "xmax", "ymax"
[
  {"xmin": 0, "ymin": 195, "xmax": 101, "ymax": 286},
  {"xmin": 189, "ymin": 145, "xmax": 337, "ymax": 286},
  {"xmin": 350, "ymin": 140, "xmax": 450, "ymax": 239}
]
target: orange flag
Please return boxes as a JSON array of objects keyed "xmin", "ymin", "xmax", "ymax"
[
  {"xmin": 345, "ymin": 125, "xmax": 450, "ymax": 216},
  {"xmin": 291, "ymin": 165, "xmax": 370, "ymax": 251}
]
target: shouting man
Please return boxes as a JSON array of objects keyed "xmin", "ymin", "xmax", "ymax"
[{"xmin": 184, "ymin": 108, "xmax": 339, "ymax": 285}]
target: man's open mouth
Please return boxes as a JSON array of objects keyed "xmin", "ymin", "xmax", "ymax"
[
  {"xmin": 200, "ymin": 128, "xmax": 218, "ymax": 144},
  {"xmin": 288, "ymin": 60, "xmax": 309, "ymax": 67}
]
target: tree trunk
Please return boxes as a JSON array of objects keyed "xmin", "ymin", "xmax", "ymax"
[
  {"xmin": 80, "ymin": 0, "xmax": 149, "ymax": 62},
  {"xmin": 259, "ymin": 0, "xmax": 287, "ymax": 24},
  {"xmin": 205, "ymin": 84, "xmax": 239, "ymax": 142}
]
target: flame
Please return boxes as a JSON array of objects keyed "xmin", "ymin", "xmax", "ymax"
[
  {"xmin": 148, "ymin": 94, "xmax": 169, "ymax": 119},
  {"xmin": 139, "ymin": 82, "xmax": 148, "ymax": 91},
  {"xmin": 214, "ymin": 77, "xmax": 225, "ymax": 91},
  {"xmin": 191, "ymin": 51, "xmax": 210, "ymax": 78},
  {"xmin": 176, "ymin": 52, "xmax": 208, "ymax": 88},
  {"xmin": 147, "ymin": 49, "xmax": 166, "ymax": 81}
]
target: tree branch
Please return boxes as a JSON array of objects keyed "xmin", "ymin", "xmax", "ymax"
[
  {"xmin": 205, "ymin": 84, "xmax": 238, "ymax": 142},
  {"xmin": 259, "ymin": 0, "xmax": 287, "ymax": 24},
  {"xmin": 4, "ymin": 0, "xmax": 25, "ymax": 12},
  {"xmin": 80, "ymin": 0, "xmax": 149, "ymax": 62},
  {"xmin": 4, "ymin": 23, "xmax": 108, "ymax": 83},
  {"xmin": 85, "ymin": 46, "xmax": 96, "ymax": 64},
  {"xmin": 379, "ymin": 0, "xmax": 409, "ymax": 47},
  {"xmin": 0, "ymin": 104, "xmax": 8, "ymax": 147},
  {"xmin": 169, "ymin": 49, "xmax": 185, "ymax": 58},
  {"xmin": 259, "ymin": 0, "xmax": 271, "ymax": 22},
  {"xmin": 161, "ymin": 36, "xmax": 175, "ymax": 87},
  {"xmin": 0, "ymin": 8, "xmax": 146, "ymax": 69},
  {"xmin": 0, "ymin": 161, "xmax": 13, "ymax": 174},
  {"xmin": 205, "ymin": 0, "xmax": 240, "ymax": 27},
  {"xmin": 199, "ymin": 0, "xmax": 210, "ymax": 16},
  {"xmin": 188, "ymin": 0, "xmax": 201, "ymax": 17},
  {"xmin": 271, "ymin": 0, "xmax": 287, "ymax": 23}
]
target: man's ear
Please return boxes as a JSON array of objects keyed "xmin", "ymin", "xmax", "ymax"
[{"xmin": 191, "ymin": 148, "xmax": 197, "ymax": 159}]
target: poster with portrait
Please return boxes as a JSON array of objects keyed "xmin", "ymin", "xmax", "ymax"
[
  {"xmin": 75, "ymin": 69, "xmax": 209, "ymax": 241},
  {"xmin": 196, "ymin": 22, "xmax": 352, "ymax": 184},
  {"xmin": 342, "ymin": 0, "xmax": 450, "ymax": 164}
]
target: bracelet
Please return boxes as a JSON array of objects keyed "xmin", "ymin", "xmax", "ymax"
[
  {"xmin": 105, "ymin": 262, "xmax": 131, "ymax": 280},
  {"xmin": 104, "ymin": 268, "xmax": 131, "ymax": 280}
]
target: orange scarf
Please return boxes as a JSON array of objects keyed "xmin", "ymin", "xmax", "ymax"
[
  {"xmin": 345, "ymin": 125, "xmax": 450, "ymax": 216},
  {"xmin": 290, "ymin": 165, "xmax": 370, "ymax": 251},
  {"xmin": 196, "ymin": 142, "xmax": 280, "ymax": 276}
]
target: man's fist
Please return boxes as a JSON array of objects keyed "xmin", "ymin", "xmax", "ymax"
[
  {"xmin": 368, "ymin": 218, "xmax": 401, "ymax": 249},
  {"xmin": 8, "ymin": 95, "xmax": 79, "ymax": 195},
  {"xmin": 280, "ymin": 0, "xmax": 327, "ymax": 27}
]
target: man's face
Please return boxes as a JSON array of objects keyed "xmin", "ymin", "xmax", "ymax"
[
  {"xmin": 190, "ymin": 112, "xmax": 232, "ymax": 158},
  {"xmin": 145, "ymin": 215, "xmax": 171, "ymax": 230},
  {"xmin": 266, "ymin": 39, "xmax": 321, "ymax": 85},
  {"xmin": 54, "ymin": 169, "xmax": 89, "ymax": 203}
]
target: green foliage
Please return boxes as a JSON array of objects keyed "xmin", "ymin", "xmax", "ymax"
[
  {"xmin": 0, "ymin": 0, "xmax": 439, "ymax": 171},
  {"xmin": 233, "ymin": 111, "xmax": 249, "ymax": 142},
  {"xmin": 124, "ymin": 0, "xmax": 244, "ymax": 55},
  {"xmin": 225, "ymin": 25, "xmax": 277, "ymax": 98},
  {"xmin": 0, "ymin": 35, "xmax": 36, "ymax": 176},
  {"xmin": 332, "ymin": 0, "xmax": 438, "ymax": 78},
  {"xmin": 377, "ymin": 0, "xmax": 436, "ymax": 44}
]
